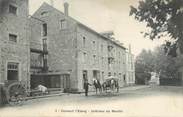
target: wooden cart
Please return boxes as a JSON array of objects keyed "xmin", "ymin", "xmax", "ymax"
[{"xmin": 4, "ymin": 80, "xmax": 28, "ymax": 105}]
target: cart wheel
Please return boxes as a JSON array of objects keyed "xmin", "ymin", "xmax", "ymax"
[{"xmin": 6, "ymin": 82, "xmax": 27, "ymax": 105}]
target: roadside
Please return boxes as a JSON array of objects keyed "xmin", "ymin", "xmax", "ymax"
[
  {"xmin": 26, "ymin": 85, "xmax": 150, "ymax": 100},
  {"xmin": 1, "ymin": 85, "xmax": 183, "ymax": 117}
]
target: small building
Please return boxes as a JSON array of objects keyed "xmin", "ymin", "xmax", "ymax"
[
  {"xmin": 0, "ymin": 0, "xmax": 30, "ymax": 89},
  {"xmin": 29, "ymin": 2, "xmax": 134, "ymax": 92}
]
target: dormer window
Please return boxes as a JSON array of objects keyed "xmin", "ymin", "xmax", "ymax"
[
  {"xmin": 9, "ymin": 4, "xmax": 17, "ymax": 15},
  {"xmin": 41, "ymin": 11, "xmax": 48, "ymax": 16}
]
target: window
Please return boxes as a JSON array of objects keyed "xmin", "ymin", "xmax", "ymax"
[
  {"xmin": 9, "ymin": 4, "xmax": 17, "ymax": 15},
  {"xmin": 101, "ymin": 57, "xmax": 104, "ymax": 67},
  {"xmin": 108, "ymin": 45, "xmax": 113, "ymax": 52},
  {"xmin": 92, "ymin": 41, "xmax": 96, "ymax": 50},
  {"xmin": 30, "ymin": 53, "xmax": 43, "ymax": 68},
  {"xmin": 108, "ymin": 58, "xmax": 112, "ymax": 64},
  {"xmin": 41, "ymin": 11, "xmax": 49, "ymax": 16},
  {"xmin": 8, "ymin": 62, "xmax": 18, "ymax": 70},
  {"xmin": 93, "ymin": 55, "xmax": 96, "ymax": 64},
  {"xmin": 42, "ymin": 23, "xmax": 47, "ymax": 36},
  {"xmin": 60, "ymin": 19, "xmax": 67, "ymax": 29},
  {"xmin": 108, "ymin": 58, "xmax": 113, "ymax": 70},
  {"xmin": 83, "ymin": 37, "xmax": 86, "ymax": 47},
  {"xmin": 108, "ymin": 72, "xmax": 111, "ymax": 76},
  {"xmin": 102, "ymin": 72, "xmax": 104, "ymax": 81},
  {"xmin": 101, "ymin": 44, "xmax": 103, "ymax": 52},
  {"xmin": 83, "ymin": 52, "xmax": 87, "ymax": 63},
  {"xmin": 9, "ymin": 34, "xmax": 17, "ymax": 43},
  {"xmin": 114, "ymin": 73, "xmax": 116, "ymax": 76},
  {"xmin": 7, "ymin": 62, "xmax": 19, "ymax": 81},
  {"xmin": 119, "ymin": 73, "xmax": 122, "ymax": 80},
  {"xmin": 123, "ymin": 53, "xmax": 125, "ymax": 64},
  {"xmin": 43, "ymin": 38, "xmax": 47, "ymax": 51}
]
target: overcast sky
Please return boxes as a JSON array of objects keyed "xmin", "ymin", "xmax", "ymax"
[{"xmin": 29, "ymin": 0, "xmax": 165, "ymax": 56}]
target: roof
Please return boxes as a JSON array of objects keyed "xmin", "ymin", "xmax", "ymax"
[
  {"xmin": 32, "ymin": 2, "xmax": 126, "ymax": 50},
  {"xmin": 77, "ymin": 23, "xmax": 126, "ymax": 50}
]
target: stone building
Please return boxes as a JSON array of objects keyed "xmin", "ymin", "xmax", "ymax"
[
  {"xmin": 29, "ymin": 2, "xmax": 135, "ymax": 92},
  {"xmin": 125, "ymin": 45, "xmax": 135, "ymax": 85},
  {"xmin": 0, "ymin": 0, "xmax": 30, "ymax": 89}
]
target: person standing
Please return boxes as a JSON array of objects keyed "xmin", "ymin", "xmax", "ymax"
[{"xmin": 84, "ymin": 80, "xmax": 91, "ymax": 96}]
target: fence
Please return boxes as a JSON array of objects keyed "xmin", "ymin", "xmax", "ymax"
[{"xmin": 159, "ymin": 78, "xmax": 182, "ymax": 86}]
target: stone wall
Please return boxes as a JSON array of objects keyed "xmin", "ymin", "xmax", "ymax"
[
  {"xmin": 0, "ymin": 0, "xmax": 30, "ymax": 89},
  {"xmin": 30, "ymin": 3, "xmax": 78, "ymax": 90}
]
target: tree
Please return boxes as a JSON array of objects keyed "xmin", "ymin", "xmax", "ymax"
[
  {"xmin": 130, "ymin": 0, "xmax": 183, "ymax": 55},
  {"xmin": 135, "ymin": 49, "xmax": 155, "ymax": 84},
  {"xmin": 135, "ymin": 45, "xmax": 183, "ymax": 84},
  {"xmin": 153, "ymin": 45, "xmax": 178, "ymax": 79}
]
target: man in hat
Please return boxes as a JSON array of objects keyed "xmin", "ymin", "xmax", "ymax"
[{"xmin": 83, "ymin": 80, "xmax": 91, "ymax": 96}]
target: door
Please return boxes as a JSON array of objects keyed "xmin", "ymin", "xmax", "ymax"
[
  {"xmin": 93, "ymin": 70, "xmax": 100, "ymax": 80},
  {"xmin": 63, "ymin": 74, "xmax": 70, "ymax": 89},
  {"xmin": 82, "ymin": 70, "xmax": 87, "ymax": 89},
  {"xmin": 123, "ymin": 74, "xmax": 126, "ymax": 86}
]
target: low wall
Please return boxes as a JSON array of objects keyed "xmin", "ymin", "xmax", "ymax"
[{"xmin": 160, "ymin": 78, "xmax": 182, "ymax": 86}]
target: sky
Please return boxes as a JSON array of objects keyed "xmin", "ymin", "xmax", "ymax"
[{"xmin": 29, "ymin": 0, "xmax": 165, "ymax": 56}]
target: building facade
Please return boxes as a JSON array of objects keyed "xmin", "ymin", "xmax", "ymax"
[
  {"xmin": 29, "ymin": 2, "xmax": 135, "ymax": 92},
  {"xmin": 0, "ymin": 0, "xmax": 30, "ymax": 89},
  {"xmin": 125, "ymin": 45, "xmax": 135, "ymax": 85}
]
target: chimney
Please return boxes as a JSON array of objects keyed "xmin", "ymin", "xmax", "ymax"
[
  {"xmin": 64, "ymin": 2, "xmax": 69, "ymax": 16},
  {"xmin": 50, "ymin": 0, "xmax": 54, "ymax": 7}
]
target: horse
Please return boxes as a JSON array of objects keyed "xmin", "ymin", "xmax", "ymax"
[
  {"xmin": 102, "ymin": 78, "xmax": 119, "ymax": 93},
  {"xmin": 93, "ymin": 79, "xmax": 102, "ymax": 94},
  {"xmin": 102, "ymin": 80, "xmax": 110, "ymax": 93}
]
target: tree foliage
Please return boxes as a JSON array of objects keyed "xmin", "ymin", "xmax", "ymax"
[
  {"xmin": 153, "ymin": 45, "xmax": 178, "ymax": 79},
  {"xmin": 135, "ymin": 45, "xmax": 183, "ymax": 84},
  {"xmin": 135, "ymin": 49, "xmax": 154, "ymax": 84},
  {"xmin": 130, "ymin": 0, "xmax": 183, "ymax": 54}
]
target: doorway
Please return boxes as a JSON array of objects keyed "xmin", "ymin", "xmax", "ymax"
[
  {"xmin": 123, "ymin": 74, "xmax": 126, "ymax": 85},
  {"xmin": 82, "ymin": 70, "xmax": 87, "ymax": 89},
  {"xmin": 93, "ymin": 70, "xmax": 100, "ymax": 79}
]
